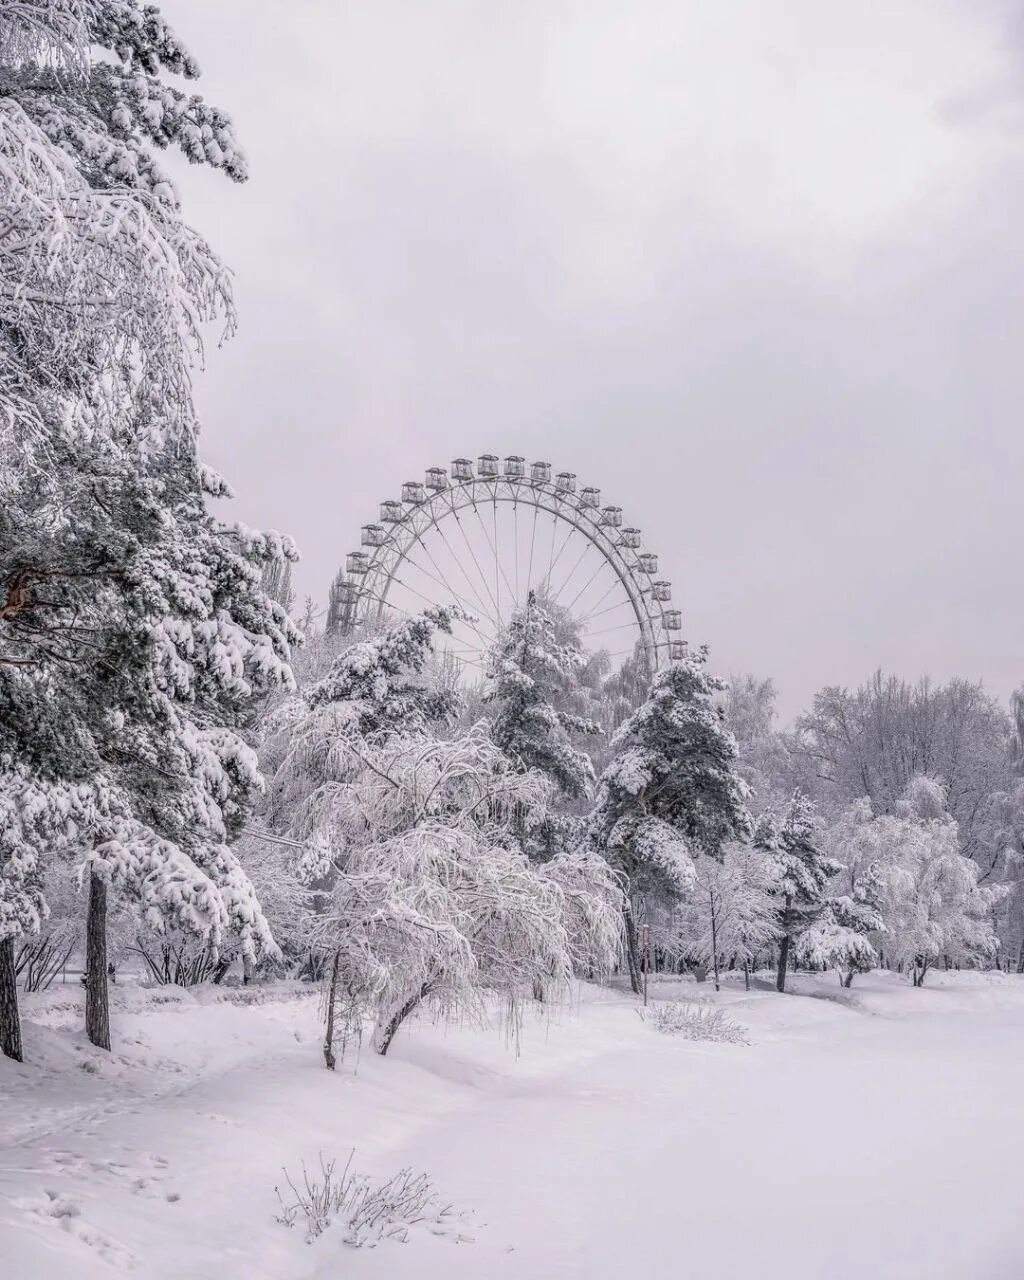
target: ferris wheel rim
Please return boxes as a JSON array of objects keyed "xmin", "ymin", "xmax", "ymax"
[{"xmin": 336, "ymin": 463, "xmax": 683, "ymax": 672}]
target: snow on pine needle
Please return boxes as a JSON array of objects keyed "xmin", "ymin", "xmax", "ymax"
[
  {"xmin": 640, "ymin": 1000, "xmax": 751, "ymax": 1045},
  {"xmin": 274, "ymin": 1150, "xmax": 471, "ymax": 1248}
]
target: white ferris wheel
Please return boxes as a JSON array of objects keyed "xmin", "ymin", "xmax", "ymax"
[{"xmin": 328, "ymin": 454, "xmax": 684, "ymax": 678}]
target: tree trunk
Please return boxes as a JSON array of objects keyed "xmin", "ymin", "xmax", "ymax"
[
  {"xmin": 0, "ymin": 936, "xmax": 23, "ymax": 1062},
  {"xmin": 372, "ymin": 984, "xmax": 429, "ymax": 1057},
  {"xmin": 709, "ymin": 891, "xmax": 720, "ymax": 993},
  {"xmin": 743, "ymin": 960, "xmax": 750, "ymax": 992},
  {"xmin": 242, "ymin": 954, "xmax": 254, "ymax": 986},
  {"xmin": 85, "ymin": 871, "xmax": 111, "ymax": 1051},
  {"xmin": 843, "ymin": 968, "xmax": 854, "ymax": 989},
  {"xmin": 623, "ymin": 903, "xmax": 642, "ymax": 996},
  {"xmin": 323, "ymin": 948, "xmax": 341, "ymax": 1071},
  {"xmin": 776, "ymin": 931, "xmax": 791, "ymax": 993}
]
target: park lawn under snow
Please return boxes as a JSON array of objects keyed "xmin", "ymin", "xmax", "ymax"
[{"xmin": 1, "ymin": 973, "xmax": 1021, "ymax": 1279}]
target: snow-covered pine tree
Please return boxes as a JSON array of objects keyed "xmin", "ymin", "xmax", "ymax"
[
  {"xmin": 0, "ymin": 3, "xmax": 297, "ymax": 1058},
  {"xmin": 484, "ymin": 590, "xmax": 599, "ymax": 807},
  {"xmin": 760, "ymin": 792, "xmax": 840, "ymax": 993},
  {"xmin": 588, "ymin": 648, "xmax": 751, "ymax": 991},
  {"xmin": 307, "ymin": 607, "xmax": 461, "ymax": 737}
]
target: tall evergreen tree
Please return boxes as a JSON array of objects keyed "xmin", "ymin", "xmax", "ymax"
[
  {"xmin": 485, "ymin": 590, "xmax": 599, "ymax": 802},
  {"xmin": 759, "ymin": 793, "xmax": 839, "ymax": 993},
  {"xmin": 1, "ymin": 2, "xmax": 296, "ymax": 1059},
  {"xmin": 589, "ymin": 649, "xmax": 750, "ymax": 990}
]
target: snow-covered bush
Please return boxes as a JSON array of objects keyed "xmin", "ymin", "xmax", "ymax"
[
  {"xmin": 275, "ymin": 1151, "xmax": 467, "ymax": 1247},
  {"xmin": 299, "ymin": 728, "xmax": 622, "ymax": 1058},
  {"xmin": 642, "ymin": 1001, "xmax": 750, "ymax": 1045}
]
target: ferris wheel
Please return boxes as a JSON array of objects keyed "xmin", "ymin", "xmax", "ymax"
[{"xmin": 328, "ymin": 454, "xmax": 684, "ymax": 677}]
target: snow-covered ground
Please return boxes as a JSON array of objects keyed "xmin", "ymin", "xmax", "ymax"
[{"xmin": 1, "ymin": 971, "xmax": 1021, "ymax": 1279}]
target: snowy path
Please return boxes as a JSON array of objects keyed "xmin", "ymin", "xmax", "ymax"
[{"xmin": 2, "ymin": 974, "xmax": 1022, "ymax": 1279}]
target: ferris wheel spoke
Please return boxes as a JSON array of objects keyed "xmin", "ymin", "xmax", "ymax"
[
  {"xmin": 546, "ymin": 511, "xmax": 558, "ymax": 587},
  {"xmin": 587, "ymin": 619, "xmax": 643, "ymax": 638},
  {"xmin": 545, "ymin": 519, "xmax": 577, "ymax": 589},
  {"xmin": 399, "ymin": 552, "xmax": 495, "ymax": 650},
  {"xmin": 419, "ymin": 530, "xmax": 498, "ymax": 631},
  {"xmin": 435, "ymin": 531, "xmax": 496, "ymax": 626},
  {"xmin": 358, "ymin": 584, "xmax": 413, "ymax": 618},
  {"xmin": 578, "ymin": 593, "xmax": 635, "ymax": 626},
  {"xmin": 566, "ymin": 557, "xmax": 609, "ymax": 613},
  {"xmin": 526, "ymin": 503, "xmax": 539, "ymax": 593},
  {"xmin": 491, "ymin": 500, "xmax": 517, "ymax": 612},
  {"xmin": 513, "ymin": 502, "xmax": 520, "ymax": 603},
  {"xmin": 550, "ymin": 539, "xmax": 592, "ymax": 606},
  {"xmin": 471, "ymin": 504, "xmax": 502, "ymax": 626},
  {"xmin": 446, "ymin": 503, "xmax": 504, "ymax": 627}
]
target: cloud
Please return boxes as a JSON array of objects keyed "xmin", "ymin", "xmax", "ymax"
[{"xmin": 167, "ymin": 0, "xmax": 1024, "ymax": 718}]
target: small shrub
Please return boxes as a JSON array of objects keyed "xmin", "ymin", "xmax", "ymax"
[
  {"xmin": 274, "ymin": 1151, "xmax": 470, "ymax": 1247},
  {"xmin": 642, "ymin": 1001, "xmax": 750, "ymax": 1045}
]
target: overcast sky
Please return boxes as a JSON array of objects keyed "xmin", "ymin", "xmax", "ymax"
[{"xmin": 167, "ymin": 0, "xmax": 1023, "ymax": 722}]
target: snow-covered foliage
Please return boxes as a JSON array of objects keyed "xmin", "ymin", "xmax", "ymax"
[
  {"xmin": 485, "ymin": 590, "xmax": 599, "ymax": 802},
  {"xmin": 642, "ymin": 1001, "xmax": 750, "ymax": 1044},
  {"xmin": 307, "ymin": 608, "xmax": 461, "ymax": 737},
  {"xmin": 659, "ymin": 842, "xmax": 780, "ymax": 985},
  {"xmin": 292, "ymin": 727, "xmax": 621, "ymax": 1055},
  {"xmin": 826, "ymin": 782, "xmax": 1002, "ymax": 986},
  {"xmin": 589, "ymin": 650, "xmax": 751, "ymax": 899},
  {"xmin": 757, "ymin": 793, "xmax": 840, "ymax": 990},
  {"xmin": 0, "ymin": 3, "xmax": 297, "ymax": 1059},
  {"xmin": 275, "ymin": 1151, "xmax": 467, "ymax": 1248}
]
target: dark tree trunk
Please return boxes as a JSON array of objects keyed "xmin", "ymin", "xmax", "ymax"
[
  {"xmin": 776, "ymin": 931, "xmax": 791, "ymax": 993},
  {"xmin": 709, "ymin": 891, "xmax": 720, "ymax": 993},
  {"xmin": 623, "ymin": 903, "xmax": 642, "ymax": 996},
  {"xmin": 0, "ymin": 936, "xmax": 23, "ymax": 1062},
  {"xmin": 743, "ymin": 960, "xmax": 750, "ymax": 992},
  {"xmin": 843, "ymin": 969, "xmax": 855, "ymax": 989},
  {"xmin": 323, "ymin": 949, "xmax": 341, "ymax": 1071},
  {"xmin": 374, "ymin": 984, "xmax": 429, "ymax": 1057},
  {"xmin": 85, "ymin": 872, "xmax": 111, "ymax": 1051}
]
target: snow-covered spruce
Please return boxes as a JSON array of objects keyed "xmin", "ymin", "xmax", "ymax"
[
  {"xmin": 756, "ymin": 793, "xmax": 838, "ymax": 993},
  {"xmin": 0, "ymin": 2, "xmax": 297, "ymax": 1059},
  {"xmin": 484, "ymin": 590, "xmax": 599, "ymax": 804},
  {"xmin": 588, "ymin": 650, "xmax": 751, "ymax": 992}
]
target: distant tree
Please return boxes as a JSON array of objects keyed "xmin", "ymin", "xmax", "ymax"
[
  {"xmin": 666, "ymin": 842, "xmax": 780, "ymax": 990},
  {"xmin": 760, "ymin": 793, "xmax": 839, "ymax": 993},
  {"xmin": 589, "ymin": 650, "xmax": 751, "ymax": 991},
  {"xmin": 793, "ymin": 672, "xmax": 1013, "ymax": 868}
]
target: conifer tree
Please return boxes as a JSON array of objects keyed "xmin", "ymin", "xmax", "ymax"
[
  {"xmin": 1, "ymin": 3, "xmax": 296, "ymax": 1058},
  {"xmin": 760, "ymin": 793, "xmax": 839, "ymax": 993},
  {"xmin": 589, "ymin": 648, "xmax": 751, "ymax": 990},
  {"xmin": 485, "ymin": 590, "xmax": 599, "ymax": 804}
]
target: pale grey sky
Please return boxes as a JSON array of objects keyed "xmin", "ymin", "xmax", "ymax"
[{"xmin": 167, "ymin": 0, "xmax": 1024, "ymax": 720}]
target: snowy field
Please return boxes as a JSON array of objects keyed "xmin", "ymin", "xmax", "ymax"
[{"xmin": 1, "ymin": 972, "xmax": 1021, "ymax": 1280}]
